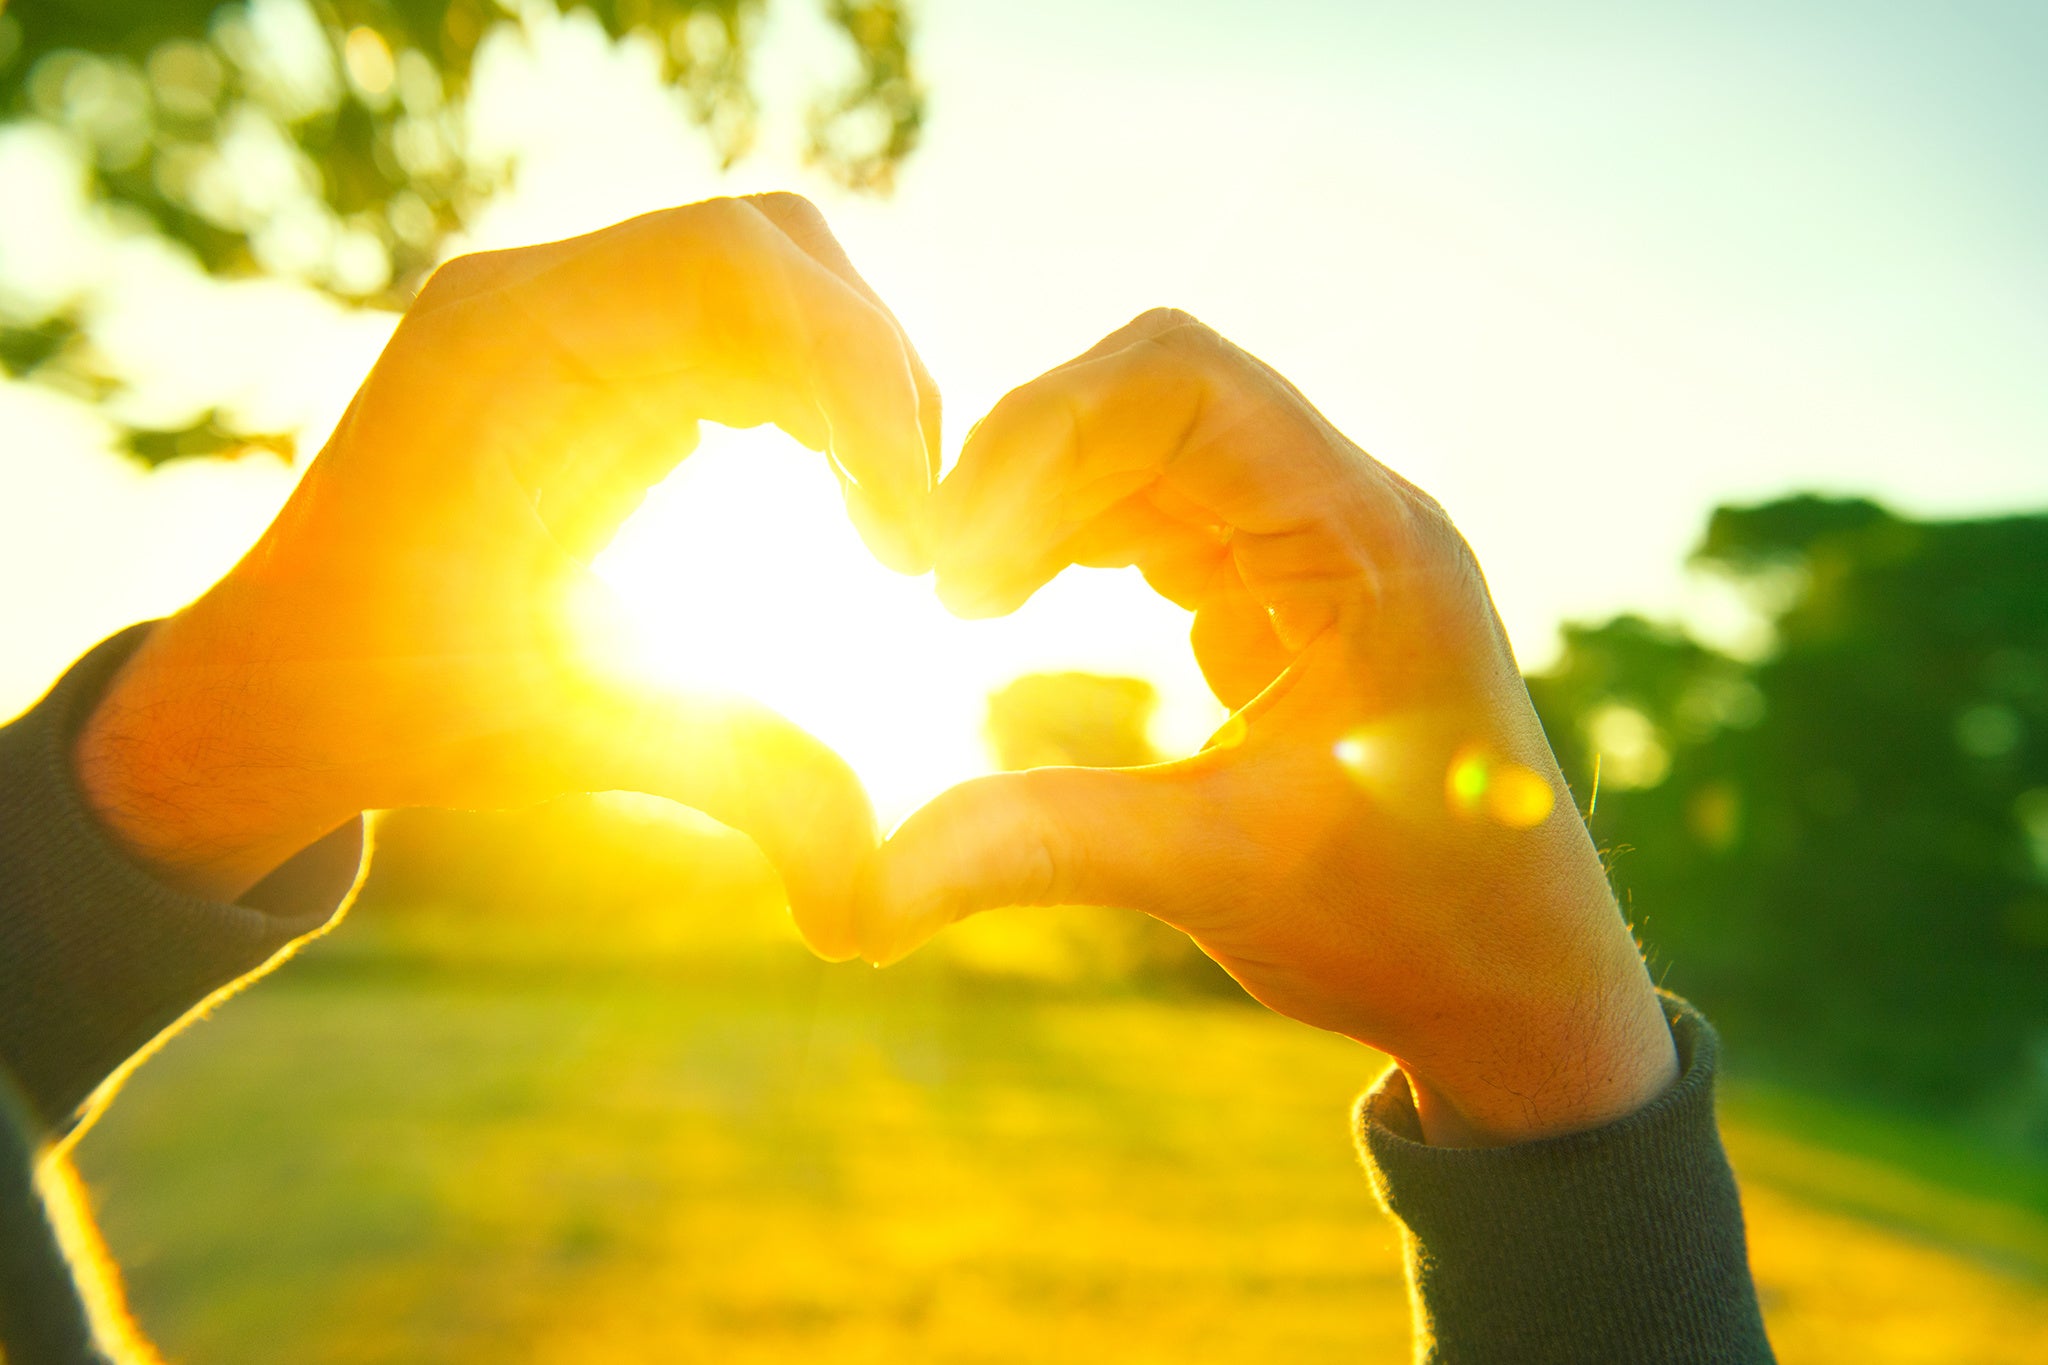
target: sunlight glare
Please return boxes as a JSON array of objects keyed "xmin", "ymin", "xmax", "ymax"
[{"xmin": 590, "ymin": 426, "xmax": 1223, "ymax": 823}]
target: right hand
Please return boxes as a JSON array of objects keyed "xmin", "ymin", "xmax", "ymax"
[
  {"xmin": 75, "ymin": 194, "xmax": 938, "ymax": 960},
  {"xmin": 864, "ymin": 309, "xmax": 1677, "ymax": 1145}
]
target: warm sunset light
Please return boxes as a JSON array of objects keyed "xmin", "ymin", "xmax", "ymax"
[
  {"xmin": 4, "ymin": 3, "xmax": 2044, "ymax": 1362},
  {"xmin": 586, "ymin": 425, "xmax": 1223, "ymax": 820}
]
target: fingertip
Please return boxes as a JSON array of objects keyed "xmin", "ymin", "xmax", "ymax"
[
  {"xmin": 845, "ymin": 483, "xmax": 935, "ymax": 575},
  {"xmin": 864, "ymin": 917, "xmax": 944, "ymax": 969},
  {"xmin": 784, "ymin": 850, "xmax": 870, "ymax": 963},
  {"xmin": 852, "ymin": 837, "xmax": 902, "ymax": 965},
  {"xmin": 855, "ymin": 834, "xmax": 955, "ymax": 967},
  {"xmin": 743, "ymin": 716, "xmax": 878, "ymax": 964},
  {"xmin": 934, "ymin": 569, "xmax": 1032, "ymax": 620},
  {"xmin": 794, "ymin": 913, "xmax": 863, "ymax": 963},
  {"xmin": 934, "ymin": 574, "xmax": 1003, "ymax": 619},
  {"xmin": 819, "ymin": 336, "xmax": 933, "ymax": 568}
]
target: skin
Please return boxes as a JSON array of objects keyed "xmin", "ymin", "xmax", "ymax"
[
  {"xmin": 863, "ymin": 308, "xmax": 1678, "ymax": 1147},
  {"xmin": 73, "ymin": 193, "xmax": 940, "ymax": 961},
  {"xmin": 74, "ymin": 202, "xmax": 1669, "ymax": 1147}
]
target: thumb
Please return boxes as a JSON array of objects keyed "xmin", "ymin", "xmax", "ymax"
[
  {"xmin": 860, "ymin": 765, "xmax": 1198, "ymax": 966},
  {"xmin": 548, "ymin": 682, "xmax": 878, "ymax": 962}
]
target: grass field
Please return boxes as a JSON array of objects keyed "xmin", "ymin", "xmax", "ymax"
[{"xmin": 65, "ymin": 905, "xmax": 2048, "ymax": 1364}]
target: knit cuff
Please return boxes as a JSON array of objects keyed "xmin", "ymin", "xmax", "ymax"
[
  {"xmin": 0, "ymin": 624, "xmax": 365, "ymax": 1139},
  {"xmin": 1357, "ymin": 996, "xmax": 1774, "ymax": 1364}
]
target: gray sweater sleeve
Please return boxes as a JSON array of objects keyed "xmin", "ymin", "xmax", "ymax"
[
  {"xmin": 1356, "ymin": 996, "xmax": 1775, "ymax": 1364},
  {"xmin": 0, "ymin": 624, "xmax": 365, "ymax": 1140}
]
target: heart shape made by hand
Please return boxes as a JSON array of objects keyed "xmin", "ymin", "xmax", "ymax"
[
  {"xmin": 588, "ymin": 423, "xmax": 1223, "ymax": 827},
  {"xmin": 76, "ymin": 207, "xmax": 1674, "ymax": 1144},
  {"xmin": 576, "ymin": 309, "xmax": 1673, "ymax": 1150}
]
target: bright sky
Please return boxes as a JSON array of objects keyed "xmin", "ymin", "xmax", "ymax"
[{"xmin": 3, "ymin": 0, "xmax": 2044, "ymax": 820}]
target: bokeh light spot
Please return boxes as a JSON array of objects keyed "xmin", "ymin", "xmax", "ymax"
[
  {"xmin": 1445, "ymin": 744, "xmax": 1556, "ymax": 828},
  {"xmin": 1447, "ymin": 746, "xmax": 1490, "ymax": 813},
  {"xmin": 343, "ymin": 27, "xmax": 395, "ymax": 98},
  {"xmin": 1333, "ymin": 728, "xmax": 1390, "ymax": 792},
  {"xmin": 1487, "ymin": 762, "xmax": 1557, "ymax": 829}
]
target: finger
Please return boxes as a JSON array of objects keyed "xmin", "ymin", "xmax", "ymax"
[
  {"xmin": 547, "ymin": 675, "xmax": 879, "ymax": 961},
  {"xmin": 934, "ymin": 308, "xmax": 1219, "ymax": 599},
  {"xmin": 933, "ymin": 339, "xmax": 1201, "ymax": 616},
  {"xmin": 1054, "ymin": 487, "xmax": 1285, "ymax": 709},
  {"xmin": 1060, "ymin": 491, "xmax": 1228, "ymax": 606},
  {"xmin": 724, "ymin": 202, "xmax": 935, "ymax": 573},
  {"xmin": 441, "ymin": 200, "xmax": 933, "ymax": 573},
  {"xmin": 1038, "ymin": 303, "xmax": 1197, "ymax": 379},
  {"xmin": 932, "ymin": 313, "xmax": 1290, "ymax": 614},
  {"xmin": 1190, "ymin": 566, "xmax": 1293, "ymax": 711},
  {"xmin": 859, "ymin": 765, "xmax": 1200, "ymax": 966},
  {"xmin": 742, "ymin": 192, "xmax": 944, "ymax": 484},
  {"xmin": 535, "ymin": 419, "xmax": 703, "ymax": 562},
  {"xmin": 934, "ymin": 310, "xmax": 1389, "ymax": 645}
]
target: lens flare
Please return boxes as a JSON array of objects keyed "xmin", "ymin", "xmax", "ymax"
[
  {"xmin": 1445, "ymin": 744, "xmax": 1557, "ymax": 829},
  {"xmin": 1333, "ymin": 730, "xmax": 1383, "ymax": 783}
]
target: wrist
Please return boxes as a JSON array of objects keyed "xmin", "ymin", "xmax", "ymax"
[
  {"xmin": 1400, "ymin": 976, "xmax": 1680, "ymax": 1147},
  {"xmin": 1391, "ymin": 790, "xmax": 1682, "ymax": 1147},
  {"xmin": 72, "ymin": 613, "xmax": 357, "ymax": 902}
]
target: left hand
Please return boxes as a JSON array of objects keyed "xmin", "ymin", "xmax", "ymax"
[
  {"xmin": 860, "ymin": 309, "xmax": 1676, "ymax": 1145},
  {"xmin": 74, "ymin": 194, "xmax": 938, "ymax": 959}
]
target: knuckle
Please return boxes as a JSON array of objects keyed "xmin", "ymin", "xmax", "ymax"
[
  {"xmin": 673, "ymin": 196, "xmax": 767, "ymax": 252},
  {"xmin": 1129, "ymin": 309, "xmax": 1231, "ymax": 383},
  {"xmin": 1410, "ymin": 486, "xmax": 1456, "ymax": 533},
  {"xmin": 976, "ymin": 376, "xmax": 1053, "ymax": 439},
  {"xmin": 416, "ymin": 249, "xmax": 498, "ymax": 303},
  {"xmin": 1134, "ymin": 306, "xmax": 1221, "ymax": 354},
  {"xmin": 1135, "ymin": 305, "xmax": 1199, "ymax": 333},
  {"xmin": 1381, "ymin": 467, "xmax": 1458, "ymax": 543},
  {"xmin": 1015, "ymin": 770, "xmax": 1085, "ymax": 905},
  {"xmin": 742, "ymin": 189, "xmax": 824, "ymax": 225},
  {"xmin": 1390, "ymin": 482, "xmax": 1484, "ymax": 582},
  {"xmin": 686, "ymin": 194, "xmax": 747, "ymax": 224},
  {"xmin": 1018, "ymin": 834, "xmax": 1062, "ymax": 906}
]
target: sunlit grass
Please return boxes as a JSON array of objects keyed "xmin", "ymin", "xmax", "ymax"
[{"xmin": 70, "ymin": 907, "xmax": 2048, "ymax": 1364}]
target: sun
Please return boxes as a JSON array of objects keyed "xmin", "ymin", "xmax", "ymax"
[{"xmin": 586, "ymin": 426, "xmax": 1222, "ymax": 823}]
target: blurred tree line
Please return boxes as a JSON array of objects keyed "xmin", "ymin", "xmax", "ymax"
[
  {"xmin": 0, "ymin": 0, "xmax": 922, "ymax": 461},
  {"xmin": 1529, "ymin": 495, "xmax": 2048, "ymax": 1143}
]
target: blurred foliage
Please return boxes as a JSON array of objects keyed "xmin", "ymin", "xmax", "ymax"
[
  {"xmin": 1529, "ymin": 494, "xmax": 2048, "ymax": 1140},
  {"xmin": 0, "ymin": 0, "xmax": 925, "ymax": 462},
  {"xmin": 358, "ymin": 794, "xmax": 785, "ymax": 926},
  {"xmin": 986, "ymin": 671, "xmax": 1162, "ymax": 771}
]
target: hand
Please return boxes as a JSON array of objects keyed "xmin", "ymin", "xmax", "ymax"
[
  {"xmin": 74, "ymin": 194, "xmax": 939, "ymax": 959},
  {"xmin": 863, "ymin": 309, "xmax": 1677, "ymax": 1144}
]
